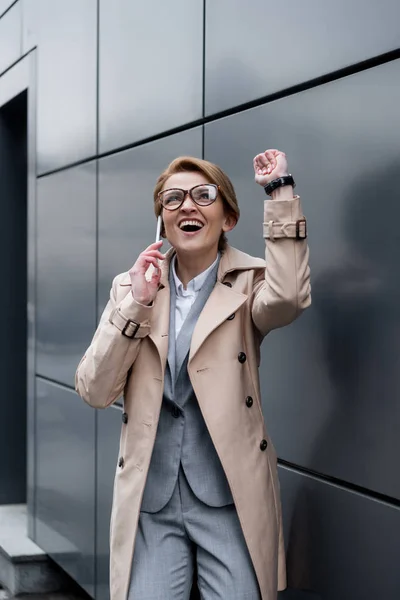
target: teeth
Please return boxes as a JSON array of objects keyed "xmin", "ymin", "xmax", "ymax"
[{"xmin": 179, "ymin": 220, "xmax": 203, "ymax": 229}]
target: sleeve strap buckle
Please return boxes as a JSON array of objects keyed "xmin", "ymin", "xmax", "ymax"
[
  {"xmin": 295, "ymin": 219, "xmax": 307, "ymax": 240},
  {"xmin": 121, "ymin": 319, "xmax": 140, "ymax": 338}
]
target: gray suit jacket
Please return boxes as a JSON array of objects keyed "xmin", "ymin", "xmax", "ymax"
[{"xmin": 140, "ymin": 258, "xmax": 233, "ymax": 513}]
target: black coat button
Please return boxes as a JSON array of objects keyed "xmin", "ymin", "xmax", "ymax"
[
  {"xmin": 122, "ymin": 412, "xmax": 128, "ymax": 424},
  {"xmin": 223, "ymin": 281, "xmax": 232, "ymax": 287},
  {"xmin": 227, "ymin": 313, "xmax": 235, "ymax": 321},
  {"xmin": 171, "ymin": 406, "xmax": 180, "ymax": 418},
  {"xmin": 260, "ymin": 439, "xmax": 268, "ymax": 451},
  {"xmin": 238, "ymin": 352, "xmax": 247, "ymax": 363},
  {"xmin": 118, "ymin": 457, "xmax": 125, "ymax": 468},
  {"xmin": 246, "ymin": 396, "xmax": 253, "ymax": 407}
]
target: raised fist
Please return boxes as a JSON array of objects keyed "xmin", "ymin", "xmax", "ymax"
[{"xmin": 253, "ymin": 149, "xmax": 288, "ymax": 187}]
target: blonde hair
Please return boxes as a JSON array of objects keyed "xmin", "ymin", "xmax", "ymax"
[{"xmin": 153, "ymin": 156, "xmax": 240, "ymax": 251}]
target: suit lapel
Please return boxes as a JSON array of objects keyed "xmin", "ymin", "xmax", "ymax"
[
  {"xmin": 166, "ymin": 265, "xmax": 177, "ymax": 392},
  {"xmin": 174, "ymin": 257, "xmax": 220, "ymax": 380}
]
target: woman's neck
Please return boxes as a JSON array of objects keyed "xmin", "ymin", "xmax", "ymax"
[{"xmin": 175, "ymin": 249, "xmax": 218, "ymax": 289}]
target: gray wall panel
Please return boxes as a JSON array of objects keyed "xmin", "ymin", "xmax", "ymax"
[
  {"xmin": 205, "ymin": 0, "xmax": 400, "ymax": 114},
  {"xmin": 0, "ymin": 2, "xmax": 21, "ymax": 75},
  {"xmin": 0, "ymin": 0, "xmax": 15, "ymax": 17},
  {"xmin": 98, "ymin": 128, "xmax": 202, "ymax": 316},
  {"xmin": 99, "ymin": 0, "xmax": 203, "ymax": 153},
  {"xmin": 96, "ymin": 405, "xmax": 123, "ymax": 600},
  {"xmin": 22, "ymin": 0, "xmax": 97, "ymax": 173},
  {"xmin": 279, "ymin": 466, "xmax": 400, "ymax": 599},
  {"xmin": 36, "ymin": 163, "xmax": 96, "ymax": 387},
  {"xmin": 35, "ymin": 378, "xmax": 95, "ymax": 596},
  {"xmin": 204, "ymin": 60, "xmax": 400, "ymax": 499}
]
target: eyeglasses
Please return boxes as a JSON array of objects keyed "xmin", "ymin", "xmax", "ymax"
[{"xmin": 158, "ymin": 184, "xmax": 219, "ymax": 211}]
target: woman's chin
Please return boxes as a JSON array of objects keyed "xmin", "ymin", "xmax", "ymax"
[{"xmin": 171, "ymin": 237, "xmax": 206, "ymax": 254}]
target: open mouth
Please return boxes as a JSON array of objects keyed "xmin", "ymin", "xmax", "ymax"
[{"xmin": 179, "ymin": 220, "xmax": 204, "ymax": 233}]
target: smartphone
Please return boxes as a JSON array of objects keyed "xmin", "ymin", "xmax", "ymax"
[
  {"xmin": 145, "ymin": 216, "xmax": 162, "ymax": 282},
  {"xmin": 155, "ymin": 215, "xmax": 162, "ymax": 243}
]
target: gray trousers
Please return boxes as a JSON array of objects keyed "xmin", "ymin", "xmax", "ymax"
[{"xmin": 128, "ymin": 468, "xmax": 260, "ymax": 600}]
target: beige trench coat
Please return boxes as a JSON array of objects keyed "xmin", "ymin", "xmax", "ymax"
[{"xmin": 76, "ymin": 195, "xmax": 311, "ymax": 600}]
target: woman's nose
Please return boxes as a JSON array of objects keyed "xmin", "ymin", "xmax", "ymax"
[{"xmin": 181, "ymin": 194, "xmax": 196, "ymax": 210}]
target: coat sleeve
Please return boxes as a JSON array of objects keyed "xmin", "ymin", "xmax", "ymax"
[
  {"xmin": 251, "ymin": 195, "xmax": 311, "ymax": 337},
  {"xmin": 75, "ymin": 274, "xmax": 153, "ymax": 409}
]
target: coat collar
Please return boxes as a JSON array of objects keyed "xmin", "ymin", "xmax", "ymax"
[
  {"xmin": 217, "ymin": 244, "xmax": 265, "ymax": 281},
  {"xmin": 119, "ymin": 245, "xmax": 265, "ymax": 367},
  {"xmin": 119, "ymin": 244, "xmax": 265, "ymax": 288}
]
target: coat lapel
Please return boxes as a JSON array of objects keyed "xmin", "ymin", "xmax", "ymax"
[
  {"xmin": 166, "ymin": 264, "xmax": 177, "ymax": 392},
  {"xmin": 189, "ymin": 282, "xmax": 247, "ymax": 364},
  {"xmin": 189, "ymin": 245, "xmax": 265, "ymax": 364}
]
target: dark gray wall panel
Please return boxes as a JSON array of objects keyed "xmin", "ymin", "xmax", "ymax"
[
  {"xmin": 278, "ymin": 466, "xmax": 400, "ymax": 600},
  {"xmin": 36, "ymin": 163, "xmax": 96, "ymax": 387},
  {"xmin": 204, "ymin": 60, "xmax": 400, "ymax": 499},
  {"xmin": 22, "ymin": 0, "xmax": 97, "ymax": 173},
  {"xmin": 35, "ymin": 378, "xmax": 95, "ymax": 596},
  {"xmin": 205, "ymin": 0, "xmax": 400, "ymax": 114},
  {"xmin": 98, "ymin": 127, "xmax": 202, "ymax": 315},
  {"xmin": 96, "ymin": 405, "xmax": 123, "ymax": 600},
  {"xmin": 0, "ymin": 2, "xmax": 21, "ymax": 75},
  {"xmin": 99, "ymin": 0, "xmax": 203, "ymax": 153}
]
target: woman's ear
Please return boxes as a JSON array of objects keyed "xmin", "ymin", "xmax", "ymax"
[{"xmin": 222, "ymin": 213, "xmax": 237, "ymax": 233}]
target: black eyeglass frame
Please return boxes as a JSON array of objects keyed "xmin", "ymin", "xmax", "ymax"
[{"xmin": 158, "ymin": 183, "xmax": 220, "ymax": 211}]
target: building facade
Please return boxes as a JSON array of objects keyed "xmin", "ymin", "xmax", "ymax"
[{"xmin": 0, "ymin": 1, "xmax": 400, "ymax": 599}]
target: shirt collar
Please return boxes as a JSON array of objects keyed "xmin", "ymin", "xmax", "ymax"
[{"xmin": 172, "ymin": 254, "xmax": 220, "ymax": 296}]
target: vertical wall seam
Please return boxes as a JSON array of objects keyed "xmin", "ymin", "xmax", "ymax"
[
  {"xmin": 202, "ymin": 0, "xmax": 206, "ymax": 158},
  {"xmin": 96, "ymin": 0, "xmax": 100, "ymax": 157},
  {"xmin": 94, "ymin": 160, "xmax": 99, "ymax": 597},
  {"xmin": 20, "ymin": 0, "xmax": 23, "ymax": 56},
  {"xmin": 33, "ymin": 85, "xmax": 38, "ymax": 540},
  {"xmin": 94, "ymin": 0, "xmax": 100, "ymax": 593}
]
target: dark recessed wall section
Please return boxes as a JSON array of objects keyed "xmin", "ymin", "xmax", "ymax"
[
  {"xmin": 0, "ymin": 2, "xmax": 399, "ymax": 599},
  {"xmin": 0, "ymin": 91, "xmax": 27, "ymax": 504}
]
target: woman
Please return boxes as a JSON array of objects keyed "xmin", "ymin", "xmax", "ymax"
[{"xmin": 76, "ymin": 149, "xmax": 311, "ymax": 600}]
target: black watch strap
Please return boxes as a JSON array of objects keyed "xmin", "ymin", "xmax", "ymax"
[{"xmin": 264, "ymin": 174, "xmax": 295, "ymax": 197}]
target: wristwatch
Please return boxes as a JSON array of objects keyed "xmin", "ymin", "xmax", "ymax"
[{"xmin": 264, "ymin": 175, "xmax": 295, "ymax": 197}]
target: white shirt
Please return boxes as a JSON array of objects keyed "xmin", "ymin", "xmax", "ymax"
[{"xmin": 172, "ymin": 254, "xmax": 219, "ymax": 339}]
